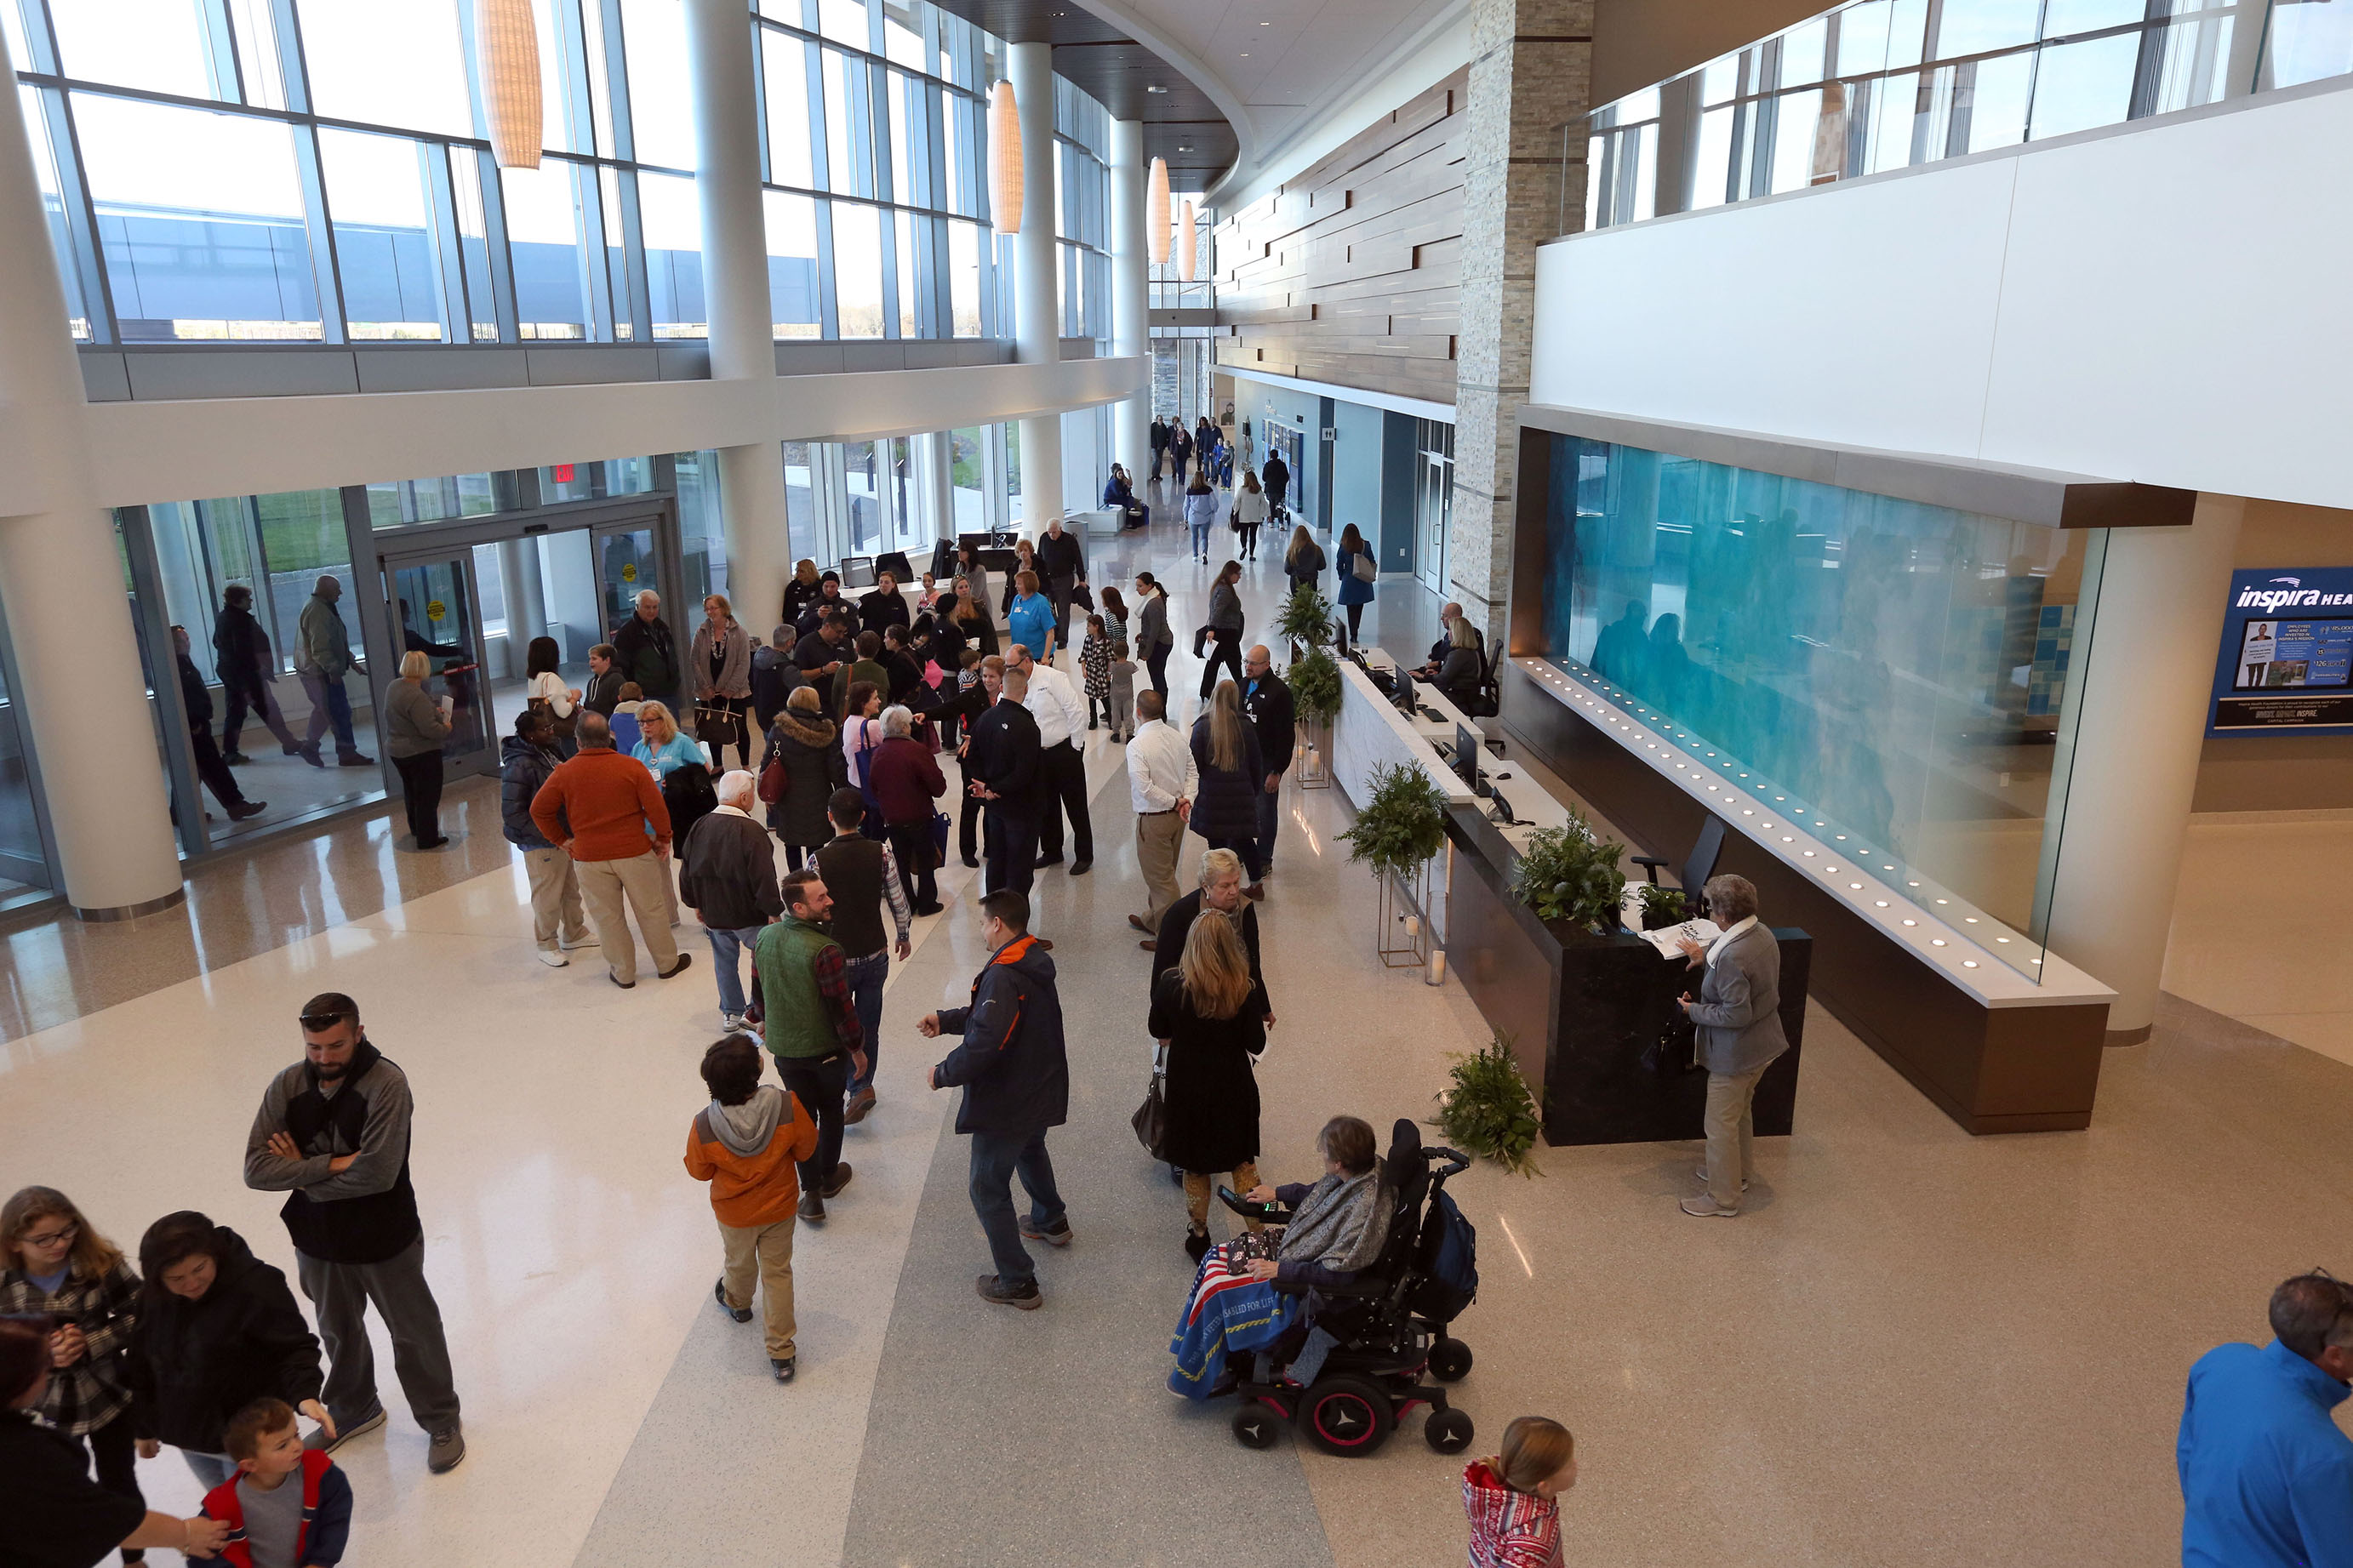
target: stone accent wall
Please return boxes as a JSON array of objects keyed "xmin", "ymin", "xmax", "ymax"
[{"xmin": 1453, "ymin": 0, "xmax": 1592, "ymax": 641}]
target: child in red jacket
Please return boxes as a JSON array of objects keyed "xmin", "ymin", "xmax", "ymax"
[
  {"xmin": 1462, "ymin": 1415, "xmax": 1577, "ymax": 1568},
  {"xmin": 686, "ymin": 1035, "xmax": 819, "ymax": 1383},
  {"xmin": 199, "ymin": 1399, "xmax": 351, "ymax": 1568}
]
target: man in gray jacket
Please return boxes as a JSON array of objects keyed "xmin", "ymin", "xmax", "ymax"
[
  {"xmin": 1675, "ymin": 874, "xmax": 1788, "ymax": 1217},
  {"xmin": 294, "ymin": 575, "xmax": 373, "ymax": 768},
  {"xmin": 678, "ymin": 770, "xmax": 785, "ymax": 1032},
  {"xmin": 243, "ymin": 991, "xmax": 464, "ymax": 1471}
]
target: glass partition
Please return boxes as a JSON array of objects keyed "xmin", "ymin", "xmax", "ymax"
[{"xmin": 1540, "ymin": 436, "xmax": 2106, "ymax": 978}]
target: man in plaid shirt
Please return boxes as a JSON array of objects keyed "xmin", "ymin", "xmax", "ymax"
[{"xmin": 751, "ymin": 867, "xmax": 870, "ymax": 1225}]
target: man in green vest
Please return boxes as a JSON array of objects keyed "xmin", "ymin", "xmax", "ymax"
[{"xmin": 752, "ymin": 868, "xmax": 869, "ymax": 1225}]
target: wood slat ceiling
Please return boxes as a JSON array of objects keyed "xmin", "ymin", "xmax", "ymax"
[{"xmin": 923, "ymin": 0, "xmax": 1238, "ymax": 187}]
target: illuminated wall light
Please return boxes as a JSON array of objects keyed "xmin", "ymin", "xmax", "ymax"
[
  {"xmin": 1873, "ymin": 900, "xmax": 1888, "ymax": 908},
  {"xmin": 1179, "ymin": 200, "xmax": 1196, "ymax": 280},
  {"xmin": 1779, "ymin": 835, "xmax": 1793, "ymax": 843},
  {"xmin": 476, "ymin": 0, "xmax": 543, "ymax": 169},
  {"xmin": 1848, "ymin": 882, "xmax": 1862, "ymax": 890},
  {"xmin": 1963, "ymin": 960, "xmax": 1980, "ymax": 968},
  {"xmin": 1908, "ymin": 881, "xmax": 1921, "ymax": 887},
  {"xmin": 1963, "ymin": 917, "xmax": 1979, "ymax": 924},
  {"xmin": 1931, "ymin": 938, "xmax": 1948, "ymax": 947},
  {"xmin": 1146, "ymin": 157, "xmax": 1170, "ymax": 263},
  {"xmin": 1802, "ymin": 850, "xmax": 1815, "ymax": 858},
  {"xmin": 989, "ymin": 81, "xmax": 1024, "ymax": 233},
  {"xmin": 1995, "ymin": 937, "xmax": 2011, "ymax": 944},
  {"xmin": 1935, "ymin": 898, "xmax": 1950, "ymax": 905}
]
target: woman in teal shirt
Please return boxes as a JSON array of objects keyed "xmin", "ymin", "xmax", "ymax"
[
  {"xmin": 631, "ymin": 701, "xmax": 710, "ymax": 779},
  {"xmin": 1007, "ymin": 567, "xmax": 1057, "ymax": 662}
]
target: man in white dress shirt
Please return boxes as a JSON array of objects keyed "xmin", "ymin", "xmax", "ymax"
[
  {"xmin": 1008, "ymin": 643, "xmax": 1093, "ymax": 875},
  {"xmin": 1122, "ymin": 691, "xmax": 1198, "ymax": 947}
]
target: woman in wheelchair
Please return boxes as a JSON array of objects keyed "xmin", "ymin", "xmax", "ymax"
[{"xmin": 1234, "ymin": 1115, "xmax": 1390, "ymax": 1286}]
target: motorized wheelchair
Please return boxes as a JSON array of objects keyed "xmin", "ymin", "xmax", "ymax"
[{"xmin": 1211, "ymin": 1118, "xmax": 1479, "ymax": 1457}]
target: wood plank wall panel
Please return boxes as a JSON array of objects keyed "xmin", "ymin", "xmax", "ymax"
[{"xmin": 1213, "ymin": 71, "xmax": 1471, "ymax": 408}]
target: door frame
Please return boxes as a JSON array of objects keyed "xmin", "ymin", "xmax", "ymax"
[{"xmin": 374, "ymin": 545, "xmax": 497, "ymax": 784}]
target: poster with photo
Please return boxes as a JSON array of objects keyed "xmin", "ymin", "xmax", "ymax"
[{"xmin": 2209, "ymin": 569, "xmax": 2353, "ymax": 734}]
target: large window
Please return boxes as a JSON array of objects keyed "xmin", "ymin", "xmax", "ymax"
[{"xmin": 10, "ymin": 0, "xmax": 1111, "ymax": 345}]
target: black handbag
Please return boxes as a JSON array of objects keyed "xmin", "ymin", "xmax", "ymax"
[
  {"xmin": 1192, "ymin": 625, "xmax": 1210, "ymax": 659},
  {"xmin": 1132, "ymin": 1071, "xmax": 1170, "ymax": 1160},
  {"xmin": 694, "ymin": 702, "xmax": 742, "ymax": 751}
]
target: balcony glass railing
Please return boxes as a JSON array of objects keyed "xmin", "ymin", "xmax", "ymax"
[{"xmin": 1575, "ymin": 0, "xmax": 2348, "ymax": 232}]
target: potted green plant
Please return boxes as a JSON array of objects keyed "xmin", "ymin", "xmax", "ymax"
[
  {"xmin": 1435, "ymin": 1028, "xmax": 1543, "ymax": 1177},
  {"xmin": 1339, "ymin": 760, "xmax": 1448, "ymax": 880},
  {"xmin": 1275, "ymin": 581, "xmax": 1334, "ymax": 657},
  {"xmin": 1637, "ymin": 884, "xmax": 1688, "ymax": 930},
  {"xmin": 1286, "ymin": 646, "xmax": 1343, "ymax": 790},
  {"xmin": 1507, "ymin": 807, "xmax": 1628, "ymax": 937}
]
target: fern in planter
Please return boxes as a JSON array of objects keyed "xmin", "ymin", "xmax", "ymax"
[
  {"xmin": 1436, "ymin": 1029, "xmax": 1543, "ymax": 1177},
  {"xmin": 1638, "ymin": 883, "xmax": 1688, "ymax": 929},
  {"xmin": 1276, "ymin": 582, "xmax": 1334, "ymax": 653},
  {"xmin": 1509, "ymin": 806, "xmax": 1628, "ymax": 933},
  {"xmin": 1288, "ymin": 647, "xmax": 1343, "ymax": 727},
  {"xmin": 1338, "ymin": 761, "xmax": 1448, "ymax": 880}
]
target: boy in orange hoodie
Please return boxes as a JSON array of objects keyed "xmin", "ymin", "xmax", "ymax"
[{"xmin": 685, "ymin": 1035, "xmax": 820, "ymax": 1381}]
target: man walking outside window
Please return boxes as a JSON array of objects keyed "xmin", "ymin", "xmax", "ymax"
[
  {"xmin": 753, "ymin": 869, "xmax": 869, "ymax": 1225},
  {"xmin": 212, "ymin": 584, "xmax": 302, "ymax": 762},
  {"xmin": 294, "ymin": 576, "xmax": 371, "ymax": 769},
  {"xmin": 2179, "ymin": 1270, "xmax": 2353, "ymax": 1568},
  {"xmin": 529, "ymin": 711, "xmax": 694, "ymax": 989},
  {"xmin": 241, "ymin": 992, "xmax": 464, "ymax": 1474},
  {"xmin": 815, "ymin": 789, "xmax": 911, "ymax": 1126},
  {"xmin": 678, "ymin": 769, "xmax": 784, "ymax": 1032},
  {"xmin": 918, "ymin": 890, "xmax": 1071, "ymax": 1309}
]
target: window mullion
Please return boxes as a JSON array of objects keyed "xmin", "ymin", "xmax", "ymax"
[
  {"xmin": 264, "ymin": 0, "xmax": 311, "ymax": 112},
  {"xmin": 289, "ymin": 122, "xmax": 349, "ymax": 343},
  {"xmin": 472, "ymin": 147, "xmax": 523, "ymax": 340},
  {"xmin": 422, "ymin": 142, "xmax": 471, "ymax": 344},
  {"xmin": 37, "ymin": 88, "xmax": 118, "ymax": 344},
  {"xmin": 597, "ymin": 0, "xmax": 635, "ymax": 162}
]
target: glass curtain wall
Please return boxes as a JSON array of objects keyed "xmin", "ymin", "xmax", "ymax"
[
  {"xmin": 9, "ymin": 0, "xmax": 1112, "ymax": 344},
  {"xmin": 1540, "ymin": 436, "xmax": 2105, "ymax": 978},
  {"xmin": 1584, "ymin": 0, "xmax": 2288, "ymax": 231}
]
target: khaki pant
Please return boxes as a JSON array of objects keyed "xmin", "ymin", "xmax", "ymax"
[
  {"xmin": 523, "ymin": 847, "xmax": 588, "ymax": 950},
  {"xmin": 1135, "ymin": 810, "xmax": 1186, "ymax": 927},
  {"xmin": 575, "ymin": 850, "xmax": 680, "ymax": 984},
  {"xmin": 1704, "ymin": 1063, "xmax": 1771, "ymax": 1210},
  {"xmin": 1182, "ymin": 1160, "xmax": 1265, "ymax": 1235},
  {"xmin": 717, "ymin": 1215, "xmax": 797, "ymax": 1360}
]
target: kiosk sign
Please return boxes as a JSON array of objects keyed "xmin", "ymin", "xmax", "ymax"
[{"xmin": 2209, "ymin": 567, "xmax": 2353, "ymax": 734}]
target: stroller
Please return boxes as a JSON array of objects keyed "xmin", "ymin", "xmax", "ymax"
[{"xmin": 1211, "ymin": 1119, "xmax": 1479, "ymax": 1457}]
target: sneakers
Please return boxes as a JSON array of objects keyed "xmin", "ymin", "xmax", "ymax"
[
  {"xmin": 320, "ymin": 1405, "xmax": 386, "ymax": 1452},
  {"xmin": 1693, "ymin": 1166, "xmax": 1751, "ymax": 1193},
  {"xmin": 1019, "ymin": 1216, "xmax": 1073, "ymax": 1247},
  {"xmin": 843, "ymin": 1086, "xmax": 877, "ymax": 1125},
  {"xmin": 722, "ymin": 1012, "xmax": 745, "ymax": 1032},
  {"xmin": 822, "ymin": 1162, "xmax": 854, "ymax": 1199},
  {"xmin": 426, "ymin": 1424, "xmax": 465, "ymax": 1474},
  {"xmin": 1680, "ymin": 1194, "xmax": 1740, "ymax": 1217},
  {"xmin": 771, "ymin": 1357, "xmax": 797, "ymax": 1383},
  {"xmin": 713, "ymin": 1278, "xmax": 752, "ymax": 1323},
  {"xmin": 536, "ymin": 948, "xmax": 568, "ymax": 968},
  {"xmin": 559, "ymin": 932, "xmax": 598, "ymax": 949},
  {"xmin": 798, "ymin": 1190, "xmax": 825, "ymax": 1224},
  {"xmin": 976, "ymin": 1274, "xmax": 1042, "ymax": 1309},
  {"xmin": 655, "ymin": 952, "xmax": 694, "ymax": 979}
]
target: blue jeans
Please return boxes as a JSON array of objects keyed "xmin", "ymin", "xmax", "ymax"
[
  {"xmin": 843, "ymin": 949, "xmax": 888, "ymax": 1094},
  {"xmin": 1190, "ymin": 521, "xmax": 1210, "ymax": 559},
  {"xmin": 705, "ymin": 925, "xmax": 766, "ymax": 1017},
  {"xmin": 300, "ymin": 672, "xmax": 357, "ymax": 752},
  {"xmin": 968, "ymin": 1126, "xmax": 1065, "ymax": 1288},
  {"xmin": 184, "ymin": 1448, "xmax": 237, "ymax": 1491}
]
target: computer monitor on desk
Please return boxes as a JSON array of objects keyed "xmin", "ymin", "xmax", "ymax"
[
  {"xmin": 1455, "ymin": 723, "xmax": 1482, "ymax": 787},
  {"xmin": 840, "ymin": 556, "xmax": 876, "ymax": 589},
  {"xmin": 873, "ymin": 550, "xmax": 911, "ymax": 583}
]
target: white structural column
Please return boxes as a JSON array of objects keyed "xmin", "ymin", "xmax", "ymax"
[
  {"xmin": 1008, "ymin": 41, "xmax": 1062, "ymax": 533},
  {"xmin": 685, "ymin": 0, "xmax": 791, "ymax": 623},
  {"xmin": 0, "ymin": 29, "xmax": 182, "ymax": 914},
  {"xmin": 2040, "ymin": 496, "xmax": 2245, "ymax": 1042},
  {"xmin": 1109, "ymin": 117, "xmax": 1150, "ymax": 482}
]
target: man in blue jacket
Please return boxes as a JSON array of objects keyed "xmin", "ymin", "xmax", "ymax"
[
  {"xmin": 918, "ymin": 889, "xmax": 1071, "ymax": 1309},
  {"xmin": 2179, "ymin": 1270, "xmax": 2353, "ymax": 1568}
]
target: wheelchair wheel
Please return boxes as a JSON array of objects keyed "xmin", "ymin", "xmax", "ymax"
[
  {"xmin": 1425, "ymin": 1406, "xmax": 1475, "ymax": 1454},
  {"xmin": 1430, "ymin": 1337, "xmax": 1474, "ymax": 1383},
  {"xmin": 1231, "ymin": 1404, "xmax": 1282, "ymax": 1449},
  {"xmin": 1295, "ymin": 1374, "xmax": 1395, "ymax": 1457}
]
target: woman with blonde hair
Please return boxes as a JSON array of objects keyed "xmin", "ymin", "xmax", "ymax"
[
  {"xmin": 690, "ymin": 591, "xmax": 755, "ymax": 770},
  {"xmin": 383, "ymin": 647, "xmax": 452, "ymax": 848},
  {"xmin": 780, "ymin": 558, "xmax": 824, "ymax": 628},
  {"xmin": 631, "ymin": 699, "xmax": 708, "ymax": 781},
  {"xmin": 1151, "ymin": 914, "xmax": 1272, "ymax": 1259},
  {"xmin": 3, "ymin": 1186, "xmax": 149, "ymax": 1550},
  {"xmin": 1462, "ymin": 1416, "xmax": 1578, "ymax": 1567},
  {"xmin": 1188, "ymin": 679, "xmax": 1266, "ymax": 894}
]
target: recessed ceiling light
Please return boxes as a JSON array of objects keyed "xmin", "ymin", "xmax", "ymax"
[{"xmin": 1147, "ymin": 83, "xmax": 1168, "ymax": 93}]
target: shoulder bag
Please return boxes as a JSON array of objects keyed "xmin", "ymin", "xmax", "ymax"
[{"xmin": 1351, "ymin": 550, "xmax": 1377, "ymax": 584}]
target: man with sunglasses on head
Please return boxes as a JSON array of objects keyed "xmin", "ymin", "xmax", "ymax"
[{"xmin": 243, "ymin": 992, "xmax": 465, "ymax": 1474}]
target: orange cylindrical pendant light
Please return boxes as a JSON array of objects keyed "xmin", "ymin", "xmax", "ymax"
[
  {"xmin": 1147, "ymin": 157, "xmax": 1170, "ymax": 265},
  {"xmin": 988, "ymin": 80, "xmax": 1023, "ymax": 234},
  {"xmin": 1179, "ymin": 199, "xmax": 1196, "ymax": 282},
  {"xmin": 477, "ymin": 0, "xmax": 543, "ymax": 169}
]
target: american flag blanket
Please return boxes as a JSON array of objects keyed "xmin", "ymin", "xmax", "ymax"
[{"xmin": 1167, "ymin": 1243, "xmax": 1293, "ymax": 1400}]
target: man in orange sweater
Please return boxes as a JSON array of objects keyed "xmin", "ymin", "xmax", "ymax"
[
  {"xmin": 685, "ymin": 1035, "xmax": 820, "ymax": 1382},
  {"xmin": 529, "ymin": 711, "xmax": 693, "ymax": 989}
]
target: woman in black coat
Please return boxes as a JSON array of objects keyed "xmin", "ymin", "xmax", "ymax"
[
  {"xmin": 1151, "ymin": 910, "xmax": 1272, "ymax": 1261},
  {"xmin": 1189, "ymin": 679, "xmax": 1266, "ymax": 888},
  {"xmin": 123, "ymin": 1215, "xmax": 328, "ymax": 1492},
  {"xmin": 762, "ymin": 686, "xmax": 847, "ymax": 870}
]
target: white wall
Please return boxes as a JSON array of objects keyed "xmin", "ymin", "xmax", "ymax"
[
  {"xmin": 0, "ymin": 356, "xmax": 1141, "ymax": 515},
  {"xmin": 1531, "ymin": 78, "xmax": 2353, "ymax": 511}
]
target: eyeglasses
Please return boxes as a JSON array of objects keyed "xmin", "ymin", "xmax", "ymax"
[{"xmin": 21, "ymin": 1223, "xmax": 77, "ymax": 1249}]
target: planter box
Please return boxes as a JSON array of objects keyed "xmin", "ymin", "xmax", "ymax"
[{"xmin": 1444, "ymin": 807, "xmax": 1808, "ymax": 1147}]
